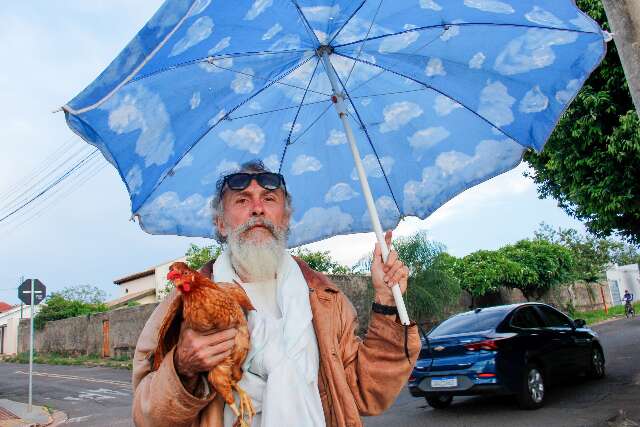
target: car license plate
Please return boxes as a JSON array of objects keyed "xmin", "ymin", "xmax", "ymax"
[{"xmin": 431, "ymin": 376, "xmax": 458, "ymax": 388}]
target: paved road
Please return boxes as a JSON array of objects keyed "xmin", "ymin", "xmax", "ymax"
[
  {"xmin": 0, "ymin": 363, "xmax": 133, "ymax": 426},
  {"xmin": 365, "ymin": 316, "xmax": 640, "ymax": 427},
  {"xmin": 0, "ymin": 317, "xmax": 638, "ymax": 426}
]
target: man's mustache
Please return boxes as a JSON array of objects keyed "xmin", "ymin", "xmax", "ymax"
[{"xmin": 234, "ymin": 217, "xmax": 278, "ymax": 237}]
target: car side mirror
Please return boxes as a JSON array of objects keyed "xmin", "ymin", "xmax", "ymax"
[{"xmin": 574, "ymin": 319, "xmax": 586, "ymax": 328}]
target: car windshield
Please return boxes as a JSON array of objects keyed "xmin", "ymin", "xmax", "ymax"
[{"xmin": 429, "ymin": 309, "xmax": 507, "ymax": 337}]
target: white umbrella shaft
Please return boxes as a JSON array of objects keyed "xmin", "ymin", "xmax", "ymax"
[{"xmin": 320, "ymin": 51, "xmax": 410, "ymax": 325}]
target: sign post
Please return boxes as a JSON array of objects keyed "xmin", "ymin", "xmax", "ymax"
[{"xmin": 18, "ymin": 279, "xmax": 46, "ymax": 413}]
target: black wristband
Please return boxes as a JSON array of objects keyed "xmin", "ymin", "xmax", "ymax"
[{"xmin": 372, "ymin": 302, "xmax": 398, "ymax": 316}]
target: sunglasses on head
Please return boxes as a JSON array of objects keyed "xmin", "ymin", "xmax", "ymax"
[{"xmin": 222, "ymin": 172, "xmax": 287, "ymax": 193}]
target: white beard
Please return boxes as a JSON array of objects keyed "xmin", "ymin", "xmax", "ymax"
[{"xmin": 227, "ymin": 217, "xmax": 288, "ymax": 282}]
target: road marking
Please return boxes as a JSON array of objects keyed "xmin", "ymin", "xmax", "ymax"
[
  {"xmin": 66, "ymin": 415, "xmax": 92, "ymax": 423},
  {"xmin": 64, "ymin": 388, "xmax": 130, "ymax": 402},
  {"xmin": 14, "ymin": 370, "xmax": 131, "ymax": 388}
]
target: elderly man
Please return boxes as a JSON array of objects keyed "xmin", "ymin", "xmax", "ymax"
[{"xmin": 132, "ymin": 160, "xmax": 420, "ymax": 427}]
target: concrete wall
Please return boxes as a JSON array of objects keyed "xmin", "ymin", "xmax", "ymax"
[
  {"xmin": 17, "ymin": 276, "xmax": 613, "ymax": 357},
  {"xmin": 606, "ymin": 264, "xmax": 640, "ymax": 306},
  {"xmin": 1, "ymin": 304, "xmax": 41, "ymax": 355},
  {"xmin": 19, "ymin": 304, "xmax": 158, "ymax": 358}
]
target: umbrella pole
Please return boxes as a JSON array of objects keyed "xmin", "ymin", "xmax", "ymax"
[{"xmin": 320, "ymin": 50, "xmax": 410, "ymax": 325}]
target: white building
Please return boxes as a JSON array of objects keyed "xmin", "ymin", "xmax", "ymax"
[
  {"xmin": 606, "ymin": 263, "xmax": 640, "ymax": 305},
  {"xmin": 109, "ymin": 256, "xmax": 187, "ymax": 309},
  {"xmin": 0, "ymin": 303, "xmax": 41, "ymax": 355}
]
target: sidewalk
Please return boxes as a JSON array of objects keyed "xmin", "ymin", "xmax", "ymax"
[{"xmin": 0, "ymin": 399, "xmax": 65, "ymax": 427}]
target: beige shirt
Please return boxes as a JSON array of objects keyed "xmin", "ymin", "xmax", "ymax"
[{"xmin": 240, "ymin": 279, "xmax": 281, "ymax": 319}]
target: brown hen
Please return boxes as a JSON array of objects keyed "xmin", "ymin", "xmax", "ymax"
[{"xmin": 153, "ymin": 262, "xmax": 255, "ymax": 427}]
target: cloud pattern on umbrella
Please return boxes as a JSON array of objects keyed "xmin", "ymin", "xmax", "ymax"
[{"xmin": 64, "ymin": 0, "xmax": 606, "ymax": 247}]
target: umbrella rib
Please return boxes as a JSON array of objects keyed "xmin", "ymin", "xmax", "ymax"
[
  {"xmin": 326, "ymin": 0, "xmax": 367, "ymax": 46},
  {"xmin": 128, "ymin": 48, "xmax": 313, "ymax": 83},
  {"xmin": 228, "ymin": 98, "xmax": 330, "ymax": 121},
  {"xmin": 132, "ymin": 55, "xmax": 317, "ymax": 214},
  {"xmin": 279, "ymin": 58, "xmax": 321, "ymax": 173},
  {"xmin": 344, "ymin": 0, "xmax": 384, "ymax": 86},
  {"xmin": 289, "ymin": 103, "xmax": 333, "ymax": 145},
  {"xmin": 290, "ymin": 0, "xmax": 322, "ymax": 46},
  {"xmin": 335, "ymin": 51, "xmax": 520, "ymax": 143},
  {"xmin": 330, "ymin": 62, "xmax": 404, "ymax": 218},
  {"xmin": 334, "ymin": 22, "xmax": 601, "ymax": 49}
]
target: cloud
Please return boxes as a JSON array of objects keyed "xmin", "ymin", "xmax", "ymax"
[
  {"xmin": 379, "ymin": 101, "xmax": 423, "ymax": 133},
  {"xmin": 326, "ymin": 129, "xmax": 347, "ymax": 146},
  {"xmin": 125, "ymin": 165, "xmax": 143, "ymax": 194},
  {"xmin": 519, "ymin": 86, "xmax": 549, "ymax": 113},
  {"xmin": 434, "ymin": 95, "xmax": 462, "ymax": 116},
  {"xmin": 244, "ymin": 0, "xmax": 273, "ymax": 20},
  {"xmin": 555, "ymin": 79, "xmax": 580, "ymax": 104},
  {"xmin": 208, "ymin": 36, "xmax": 231, "ymax": 55},
  {"xmin": 314, "ymin": 30, "xmax": 328, "ymax": 44},
  {"xmin": 378, "ymin": 24, "xmax": 420, "ymax": 53},
  {"xmin": 325, "ymin": 183, "xmax": 359, "ymax": 203},
  {"xmin": 201, "ymin": 159, "xmax": 240, "ymax": 185},
  {"xmin": 262, "ymin": 154, "xmax": 280, "ymax": 172},
  {"xmin": 351, "ymin": 154, "xmax": 394, "ymax": 180},
  {"xmin": 262, "ymin": 23, "xmax": 282, "ymax": 41},
  {"xmin": 570, "ymin": 13, "xmax": 598, "ymax": 32},
  {"xmin": 282, "ymin": 121, "xmax": 302, "ymax": 134},
  {"xmin": 408, "ymin": 126, "xmax": 450, "ymax": 150},
  {"xmin": 361, "ymin": 98, "xmax": 372, "ymax": 107},
  {"xmin": 268, "ymin": 34, "xmax": 301, "ymax": 51},
  {"xmin": 440, "ymin": 21, "xmax": 462, "ymax": 42},
  {"xmin": 494, "ymin": 28, "xmax": 578, "ymax": 76},
  {"xmin": 190, "ymin": 0, "xmax": 211, "ymax": 16},
  {"xmin": 190, "ymin": 92, "xmax": 201, "ymax": 109},
  {"xmin": 403, "ymin": 138, "xmax": 525, "ymax": 216},
  {"xmin": 478, "ymin": 80, "xmax": 515, "ymax": 127},
  {"xmin": 525, "ymin": 6, "xmax": 563, "ymax": 27},
  {"xmin": 248, "ymin": 101, "xmax": 262, "ymax": 111},
  {"xmin": 420, "ymin": 0, "xmax": 442, "ymax": 11},
  {"xmin": 289, "ymin": 206, "xmax": 353, "ymax": 246},
  {"xmin": 291, "ymin": 155, "xmax": 322, "ymax": 175},
  {"xmin": 335, "ymin": 17, "xmax": 387, "ymax": 45},
  {"xmin": 425, "ymin": 58, "xmax": 446, "ymax": 77},
  {"xmin": 219, "ymin": 124, "xmax": 265, "ymax": 154},
  {"xmin": 469, "ymin": 52, "xmax": 486, "ymax": 69},
  {"xmin": 361, "ymin": 196, "xmax": 400, "ymax": 230},
  {"xmin": 104, "ymin": 85, "xmax": 174, "ymax": 167},
  {"xmin": 230, "ymin": 68, "xmax": 254, "ymax": 94},
  {"xmin": 173, "ymin": 153, "xmax": 193, "ymax": 171},
  {"xmin": 198, "ymin": 57, "xmax": 233, "ymax": 73},
  {"xmin": 208, "ymin": 109, "xmax": 226, "ymax": 127},
  {"xmin": 464, "ymin": 0, "xmax": 514, "ymax": 14},
  {"xmin": 301, "ymin": 5, "xmax": 341, "ymax": 22},
  {"xmin": 169, "ymin": 16, "xmax": 214, "ymax": 57},
  {"xmin": 137, "ymin": 192, "xmax": 212, "ymax": 235}
]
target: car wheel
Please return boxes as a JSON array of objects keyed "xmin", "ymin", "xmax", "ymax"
[
  {"xmin": 425, "ymin": 394, "xmax": 453, "ymax": 409},
  {"xmin": 588, "ymin": 346, "xmax": 605, "ymax": 379},
  {"xmin": 517, "ymin": 364, "xmax": 545, "ymax": 410}
]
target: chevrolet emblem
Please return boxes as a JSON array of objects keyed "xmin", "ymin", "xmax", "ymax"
[{"xmin": 433, "ymin": 345, "xmax": 445, "ymax": 351}]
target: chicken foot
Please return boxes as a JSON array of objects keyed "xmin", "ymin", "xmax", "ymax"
[{"xmin": 232, "ymin": 383, "xmax": 255, "ymax": 427}]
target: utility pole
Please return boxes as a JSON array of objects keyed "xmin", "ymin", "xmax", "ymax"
[{"xmin": 601, "ymin": 0, "xmax": 640, "ymax": 116}]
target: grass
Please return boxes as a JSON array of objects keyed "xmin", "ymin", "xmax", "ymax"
[
  {"xmin": 576, "ymin": 301, "xmax": 640, "ymax": 325},
  {"xmin": 0, "ymin": 352, "xmax": 132, "ymax": 370}
]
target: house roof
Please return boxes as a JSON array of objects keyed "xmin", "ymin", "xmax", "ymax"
[
  {"xmin": 106, "ymin": 288, "xmax": 156, "ymax": 309},
  {"xmin": 113, "ymin": 268, "xmax": 155, "ymax": 285},
  {"xmin": 0, "ymin": 301, "xmax": 13, "ymax": 313}
]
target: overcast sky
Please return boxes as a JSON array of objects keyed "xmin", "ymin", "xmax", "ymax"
[{"xmin": 0, "ymin": 1, "xmax": 586, "ymax": 305}]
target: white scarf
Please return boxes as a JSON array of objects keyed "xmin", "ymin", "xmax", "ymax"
[{"xmin": 213, "ymin": 249, "xmax": 325, "ymax": 427}]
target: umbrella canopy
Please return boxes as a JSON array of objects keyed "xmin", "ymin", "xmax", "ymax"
[{"xmin": 63, "ymin": 0, "xmax": 606, "ymax": 248}]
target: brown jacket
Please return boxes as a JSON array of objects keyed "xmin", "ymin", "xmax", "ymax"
[{"xmin": 132, "ymin": 259, "xmax": 420, "ymax": 427}]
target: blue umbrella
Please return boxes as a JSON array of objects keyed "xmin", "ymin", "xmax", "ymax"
[{"xmin": 62, "ymin": 0, "xmax": 607, "ymax": 324}]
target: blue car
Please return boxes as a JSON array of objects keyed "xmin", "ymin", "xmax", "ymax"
[{"xmin": 409, "ymin": 303, "xmax": 605, "ymax": 409}]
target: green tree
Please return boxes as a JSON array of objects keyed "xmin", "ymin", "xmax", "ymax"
[
  {"xmin": 290, "ymin": 248, "xmax": 350, "ymax": 274},
  {"xmin": 57, "ymin": 285, "xmax": 106, "ymax": 305},
  {"xmin": 34, "ymin": 292, "xmax": 108, "ymax": 330},
  {"xmin": 524, "ymin": 0, "xmax": 640, "ymax": 244},
  {"xmin": 393, "ymin": 232, "xmax": 461, "ymax": 322},
  {"xmin": 457, "ymin": 250, "xmax": 524, "ymax": 299},
  {"xmin": 185, "ymin": 243, "xmax": 221, "ymax": 270},
  {"xmin": 534, "ymin": 223, "xmax": 623, "ymax": 283},
  {"xmin": 500, "ymin": 240, "xmax": 575, "ymax": 301}
]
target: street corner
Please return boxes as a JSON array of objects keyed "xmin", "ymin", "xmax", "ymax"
[{"xmin": 0, "ymin": 399, "xmax": 62, "ymax": 427}]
